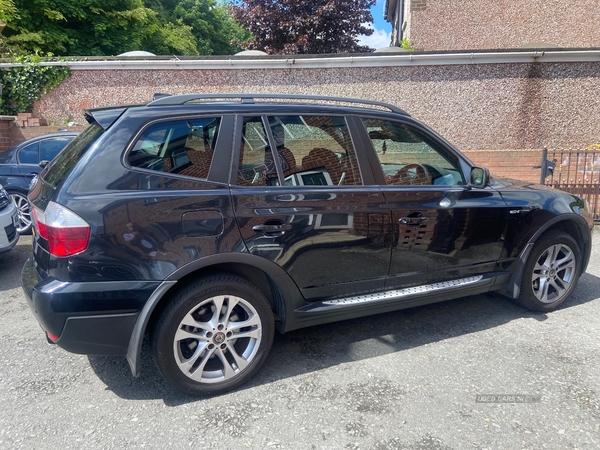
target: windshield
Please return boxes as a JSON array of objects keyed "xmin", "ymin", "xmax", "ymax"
[{"xmin": 42, "ymin": 124, "xmax": 104, "ymax": 187}]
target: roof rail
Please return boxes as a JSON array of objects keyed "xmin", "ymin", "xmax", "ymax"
[{"xmin": 146, "ymin": 93, "xmax": 408, "ymax": 115}]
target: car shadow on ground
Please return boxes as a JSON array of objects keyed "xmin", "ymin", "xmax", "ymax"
[
  {"xmin": 0, "ymin": 240, "xmax": 32, "ymax": 291},
  {"xmin": 87, "ymin": 271, "xmax": 600, "ymax": 405}
]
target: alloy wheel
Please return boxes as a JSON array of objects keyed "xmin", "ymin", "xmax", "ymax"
[
  {"xmin": 172, "ymin": 294, "xmax": 263, "ymax": 383},
  {"xmin": 10, "ymin": 192, "xmax": 32, "ymax": 234},
  {"xmin": 531, "ymin": 243, "xmax": 576, "ymax": 304}
]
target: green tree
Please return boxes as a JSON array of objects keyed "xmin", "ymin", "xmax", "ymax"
[
  {"xmin": 2, "ymin": 0, "xmax": 250, "ymax": 56},
  {"xmin": 2, "ymin": 0, "xmax": 154, "ymax": 56},
  {"xmin": 143, "ymin": 20, "xmax": 200, "ymax": 55},
  {"xmin": 231, "ymin": 0, "xmax": 376, "ymax": 54},
  {"xmin": 144, "ymin": 0, "xmax": 250, "ymax": 55},
  {"xmin": 0, "ymin": 0, "xmax": 18, "ymax": 23},
  {"xmin": 0, "ymin": 0, "xmax": 18, "ymax": 56}
]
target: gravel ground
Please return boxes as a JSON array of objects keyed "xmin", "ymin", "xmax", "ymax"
[{"xmin": 0, "ymin": 230, "xmax": 599, "ymax": 450}]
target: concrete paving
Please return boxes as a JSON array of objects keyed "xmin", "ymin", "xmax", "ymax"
[{"xmin": 1, "ymin": 230, "xmax": 598, "ymax": 449}]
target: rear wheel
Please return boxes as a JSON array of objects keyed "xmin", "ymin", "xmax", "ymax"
[
  {"xmin": 518, "ymin": 231, "xmax": 581, "ymax": 312},
  {"xmin": 152, "ymin": 275, "xmax": 274, "ymax": 396}
]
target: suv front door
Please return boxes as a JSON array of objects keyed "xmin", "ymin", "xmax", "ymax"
[
  {"xmin": 230, "ymin": 114, "xmax": 392, "ymax": 300},
  {"xmin": 359, "ymin": 116, "xmax": 508, "ymax": 290}
]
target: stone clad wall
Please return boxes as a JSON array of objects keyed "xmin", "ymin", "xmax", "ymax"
[{"xmin": 26, "ymin": 58, "xmax": 600, "ymax": 183}]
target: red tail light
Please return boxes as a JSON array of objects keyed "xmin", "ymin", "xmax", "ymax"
[{"xmin": 32, "ymin": 202, "xmax": 90, "ymax": 257}]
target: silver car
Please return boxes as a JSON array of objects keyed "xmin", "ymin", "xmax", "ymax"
[{"xmin": 0, "ymin": 184, "xmax": 20, "ymax": 254}]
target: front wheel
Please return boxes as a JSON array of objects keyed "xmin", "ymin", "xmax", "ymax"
[
  {"xmin": 152, "ymin": 275, "xmax": 274, "ymax": 396},
  {"xmin": 9, "ymin": 192, "xmax": 32, "ymax": 234},
  {"xmin": 518, "ymin": 231, "xmax": 581, "ymax": 312}
]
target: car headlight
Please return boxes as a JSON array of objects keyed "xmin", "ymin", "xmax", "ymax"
[{"xmin": 0, "ymin": 185, "xmax": 11, "ymax": 210}]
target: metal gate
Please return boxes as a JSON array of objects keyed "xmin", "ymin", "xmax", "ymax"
[{"xmin": 539, "ymin": 146, "xmax": 600, "ymax": 222}]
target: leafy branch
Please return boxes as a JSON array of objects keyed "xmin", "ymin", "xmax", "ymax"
[{"xmin": 0, "ymin": 54, "xmax": 70, "ymax": 115}]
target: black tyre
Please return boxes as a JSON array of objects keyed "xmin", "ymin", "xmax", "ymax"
[
  {"xmin": 8, "ymin": 191, "xmax": 32, "ymax": 234},
  {"xmin": 152, "ymin": 275, "xmax": 274, "ymax": 396},
  {"xmin": 518, "ymin": 231, "xmax": 581, "ymax": 312}
]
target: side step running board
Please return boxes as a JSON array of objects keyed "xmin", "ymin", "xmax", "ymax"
[{"xmin": 296, "ymin": 275, "xmax": 485, "ymax": 314}]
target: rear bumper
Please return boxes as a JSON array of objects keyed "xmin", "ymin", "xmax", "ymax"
[{"xmin": 22, "ymin": 258, "xmax": 161, "ymax": 356}]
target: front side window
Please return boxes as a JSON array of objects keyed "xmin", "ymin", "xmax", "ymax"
[
  {"xmin": 39, "ymin": 137, "xmax": 74, "ymax": 162},
  {"xmin": 236, "ymin": 115, "xmax": 362, "ymax": 187},
  {"xmin": 129, "ymin": 117, "xmax": 221, "ymax": 180},
  {"xmin": 362, "ymin": 118, "xmax": 465, "ymax": 186}
]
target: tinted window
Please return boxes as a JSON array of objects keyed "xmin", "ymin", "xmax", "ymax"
[
  {"xmin": 129, "ymin": 117, "xmax": 220, "ymax": 180},
  {"xmin": 39, "ymin": 137, "xmax": 74, "ymax": 162},
  {"xmin": 43, "ymin": 124, "xmax": 104, "ymax": 188},
  {"xmin": 18, "ymin": 143, "xmax": 38, "ymax": 164},
  {"xmin": 362, "ymin": 118, "xmax": 465, "ymax": 186},
  {"xmin": 236, "ymin": 115, "xmax": 362, "ymax": 187}
]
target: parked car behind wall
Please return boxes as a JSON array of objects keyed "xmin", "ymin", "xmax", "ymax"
[
  {"xmin": 0, "ymin": 132, "xmax": 79, "ymax": 233},
  {"xmin": 0, "ymin": 184, "xmax": 19, "ymax": 254}
]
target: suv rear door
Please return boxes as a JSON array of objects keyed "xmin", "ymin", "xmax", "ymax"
[{"xmin": 230, "ymin": 113, "xmax": 392, "ymax": 300}]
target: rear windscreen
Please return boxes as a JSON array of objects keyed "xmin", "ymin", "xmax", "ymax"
[{"xmin": 42, "ymin": 124, "xmax": 104, "ymax": 187}]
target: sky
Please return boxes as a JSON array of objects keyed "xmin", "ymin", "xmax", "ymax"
[{"xmin": 358, "ymin": 0, "xmax": 393, "ymax": 49}]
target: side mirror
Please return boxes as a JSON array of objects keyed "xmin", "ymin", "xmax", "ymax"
[
  {"xmin": 470, "ymin": 167, "xmax": 489, "ymax": 188},
  {"xmin": 39, "ymin": 160, "xmax": 50, "ymax": 169}
]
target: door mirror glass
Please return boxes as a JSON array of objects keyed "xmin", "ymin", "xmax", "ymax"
[{"xmin": 470, "ymin": 167, "xmax": 489, "ymax": 188}]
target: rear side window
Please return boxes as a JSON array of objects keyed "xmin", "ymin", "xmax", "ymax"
[
  {"xmin": 43, "ymin": 124, "xmax": 104, "ymax": 188},
  {"xmin": 128, "ymin": 117, "xmax": 220, "ymax": 180},
  {"xmin": 18, "ymin": 143, "xmax": 38, "ymax": 164}
]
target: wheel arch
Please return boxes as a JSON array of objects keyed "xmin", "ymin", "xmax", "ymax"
[
  {"xmin": 4, "ymin": 186, "xmax": 30, "ymax": 195},
  {"xmin": 125, "ymin": 252, "xmax": 304, "ymax": 377},
  {"xmin": 502, "ymin": 214, "xmax": 592, "ymax": 299}
]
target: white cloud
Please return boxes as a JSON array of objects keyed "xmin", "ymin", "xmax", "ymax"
[{"xmin": 357, "ymin": 27, "xmax": 392, "ymax": 50}]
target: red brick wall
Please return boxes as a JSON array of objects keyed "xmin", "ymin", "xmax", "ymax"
[{"xmin": 0, "ymin": 119, "xmax": 12, "ymax": 151}]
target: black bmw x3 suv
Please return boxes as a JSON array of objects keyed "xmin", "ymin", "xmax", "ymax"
[{"xmin": 22, "ymin": 94, "xmax": 594, "ymax": 396}]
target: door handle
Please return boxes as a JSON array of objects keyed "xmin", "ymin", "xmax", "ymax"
[
  {"xmin": 399, "ymin": 214, "xmax": 429, "ymax": 226},
  {"xmin": 252, "ymin": 223, "xmax": 292, "ymax": 235}
]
